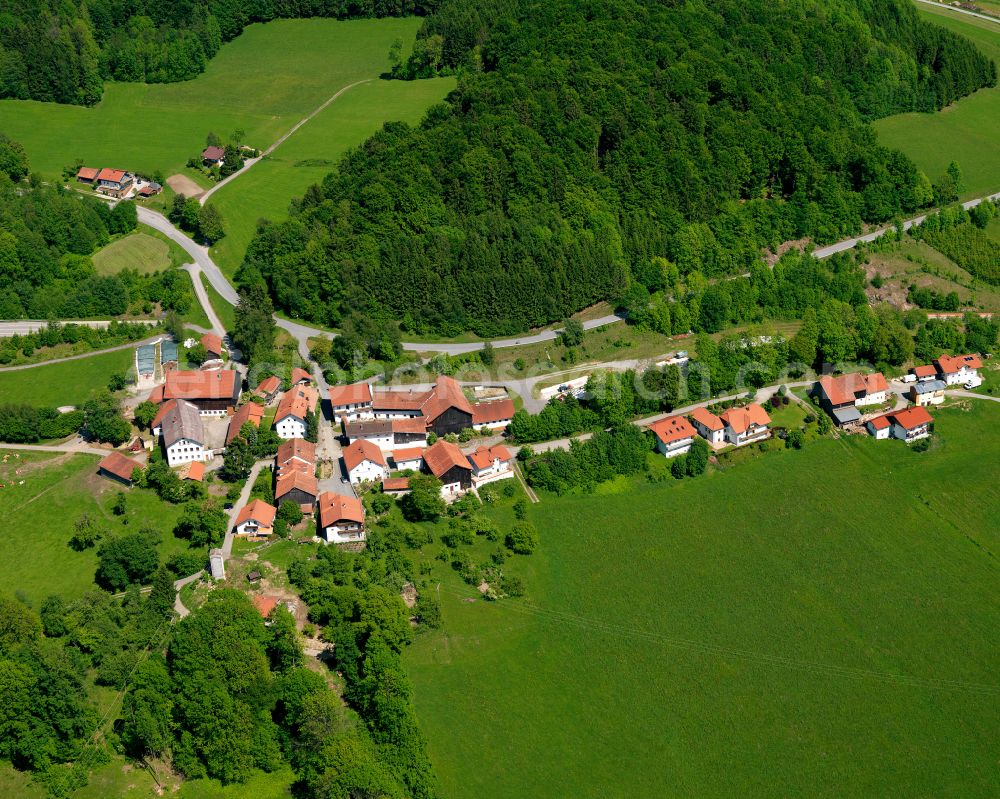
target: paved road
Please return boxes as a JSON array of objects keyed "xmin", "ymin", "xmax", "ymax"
[
  {"xmin": 199, "ymin": 78, "xmax": 373, "ymax": 206},
  {"xmin": 222, "ymin": 459, "xmax": 271, "ymax": 557},
  {"xmin": 945, "ymin": 388, "xmax": 1000, "ymax": 402},
  {"xmin": 0, "ymin": 335, "xmax": 161, "ymax": 373},
  {"xmin": 181, "ymin": 264, "xmax": 226, "ymax": 336},
  {"xmin": 914, "ymin": 0, "xmax": 1000, "ymax": 25},
  {"xmin": 0, "ymin": 320, "xmax": 159, "ymax": 336},
  {"xmin": 173, "ymin": 571, "xmax": 204, "ymax": 618}
]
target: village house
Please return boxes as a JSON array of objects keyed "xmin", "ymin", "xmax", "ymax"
[
  {"xmin": 275, "ymin": 469, "xmax": 318, "ymax": 513},
  {"xmin": 328, "ymin": 381, "xmax": 374, "ymax": 421},
  {"xmin": 226, "ymin": 401, "xmax": 265, "ymax": 445},
  {"xmin": 423, "ymin": 439, "xmax": 472, "ymax": 498},
  {"xmin": 291, "ymin": 367, "xmax": 313, "ymax": 386},
  {"xmin": 97, "ymin": 451, "xmax": 141, "ymax": 486},
  {"xmin": 888, "ymin": 406, "xmax": 933, "ymax": 443},
  {"xmin": 277, "ymin": 438, "xmax": 316, "ymax": 475},
  {"xmin": 161, "ymin": 399, "xmax": 210, "ymax": 467},
  {"xmin": 234, "ymin": 499, "xmax": 276, "ymax": 536},
  {"xmin": 814, "ymin": 372, "xmax": 889, "ymax": 426},
  {"xmin": 95, "ymin": 168, "xmax": 134, "ymax": 198},
  {"xmin": 391, "ymin": 447, "xmax": 424, "ymax": 472},
  {"xmin": 934, "ymin": 353, "xmax": 982, "ymax": 386},
  {"xmin": 719, "ymin": 403, "xmax": 771, "ymax": 446},
  {"xmin": 317, "ymin": 492, "xmax": 366, "ymax": 545},
  {"xmin": 202, "ymin": 146, "xmax": 225, "ymax": 166},
  {"xmin": 274, "ymin": 385, "xmax": 319, "ymax": 440},
  {"xmin": 372, "ymin": 376, "xmax": 513, "ymax": 436},
  {"xmin": 472, "ymin": 398, "xmax": 516, "ymax": 432},
  {"xmin": 345, "ymin": 418, "xmax": 428, "ymax": 452},
  {"xmin": 688, "ymin": 407, "xmax": 725, "ymax": 445},
  {"xmin": 200, "ymin": 333, "xmax": 224, "ymax": 361},
  {"xmin": 648, "ymin": 415, "xmax": 697, "ymax": 458},
  {"xmin": 910, "ymin": 379, "xmax": 947, "ymax": 407},
  {"xmin": 158, "ymin": 370, "xmax": 241, "ymax": 416},
  {"xmin": 468, "ymin": 444, "xmax": 515, "ymax": 487},
  {"xmin": 76, "ymin": 167, "xmax": 99, "ymax": 185},
  {"xmin": 253, "ymin": 375, "xmax": 282, "ymax": 403},
  {"xmin": 343, "ymin": 439, "xmax": 390, "ymax": 484},
  {"xmin": 865, "ymin": 415, "xmax": 891, "ymax": 440},
  {"xmin": 910, "ymin": 364, "xmax": 937, "ymax": 381},
  {"xmin": 151, "ymin": 399, "xmax": 176, "ymax": 438}
]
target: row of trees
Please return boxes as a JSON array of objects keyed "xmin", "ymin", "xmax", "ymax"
[
  {"xmin": 0, "ymin": 320, "xmax": 159, "ymax": 366},
  {"xmin": 168, "ymin": 194, "xmax": 226, "ymax": 245},
  {"xmin": 0, "ymin": 405, "xmax": 83, "ymax": 443}
]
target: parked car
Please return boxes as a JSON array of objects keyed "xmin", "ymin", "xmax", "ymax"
[{"xmin": 964, "ymin": 378, "xmax": 983, "ymax": 390}]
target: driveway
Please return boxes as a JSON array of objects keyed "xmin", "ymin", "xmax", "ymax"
[{"xmin": 222, "ymin": 459, "xmax": 272, "ymax": 557}]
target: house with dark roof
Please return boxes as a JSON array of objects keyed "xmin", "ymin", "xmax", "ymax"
[
  {"xmin": 423, "ymin": 439, "xmax": 472, "ymax": 497},
  {"xmin": 648, "ymin": 415, "xmax": 697, "ymax": 458},
  {"xmin": 909, "ymin": 379, "xmax": 947, "ymax": 407},
  {"xmin": 202, "ymin": 146, "xmax": 225, "ymax": 165},
  {"xmin": 161, "ymin": 399, "xmax": 209, "ymax": 467},
  {"xmin": 317, "ymin": 492, "xmax": 366, "ymax": 545},
  {"xmin": 719, "ymin": 403, "xmax": 771, "ymax": 446},
  {"xmin": 98, "ymin": 451, "xmax": 141, "ymax": 486}
]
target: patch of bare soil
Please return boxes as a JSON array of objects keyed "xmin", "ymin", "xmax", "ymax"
[
  {"xmin": 166, "ymin": 174, "xmax": 203, "ymax": 199},
  {"xmin": 764, "ymin": 237, "xmax": 811, "ymax": 267}
]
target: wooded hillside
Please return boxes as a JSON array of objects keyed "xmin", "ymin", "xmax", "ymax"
[{"xmin": 237, "ymin": 0, "xmax": 996, "ymax": 337}]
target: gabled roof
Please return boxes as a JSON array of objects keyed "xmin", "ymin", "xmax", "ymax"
[
  {"xmin": 275, "ymin": 385, "xmax": 318, "ymax": 424},
  {"xmin": 372, "ymin": 388, "xmax": 432, "ymax": 411},
  {"xmin": 255, "ymin": 375, "xmax": 281, "ymax": 396},
  {"xmin": 392, "ymin": 447, "xmax": 424, "ymax": 463},
  {"xmin": 277, "ymin": 438, "xmax": 316, "ymax": 467},
  {"xmin": 346, "ymin": 419, "xmax": 392, "ymax": 439},
  {"xmin": 252, "ymin": 595, "xmax": 279, "ymax": 617},
  {"xmin": 98, "ymin": 451, "xmax": 139, "ymax": 482},
  {"xmin": 97, "ymin": 168, "xmax": 127, "ymax": 182},
  {"xmin": 719, "ymin": 403, "xmax": 771, "ymax": 434},
  {"xmin": 76, "ymin": 167, "xmax": 99, "ymax": 180},
  {"xmin": 422, "ymin": 376, "xmax": 473, "ymax": 422},
  {"xmin": 912, "ymin": 364, "xmax": 937, "ymax": 379},
  {"xmin": 867, "ymin": 415, "xmax": 890, "ymax": 431},
  {"xmin": 162, "ymin": 399, "xmax": 205, "ymax": 448},
  {"xmin": 689, "ymin": 406, "xmax": 723, "ymax": 431},
  {"xmin": 817, "ymin": 372, "xmax": 887, "ymax": 405},
  {"xmin": 276, "ymin": 469, "xmax": 318, "ymax": 501},
  {"xmin": 185, "ymin": 461, "xmax": 205, "ymax": 481},
  {"xmin": 343, "ymin": 439, "xmax": 387, "ymax": 472},
  {"xmin": 891, "ymin": 406, "xmax": 933, "ymax": 430},
  {"xmin": 226, "ymin": 402, "xmax": 265, "ymax": 444},
  {"xmin": 201, "ymin": 333, "xmax": 223, "ymax": 355},
  {"xmin": 382, "ymin": 477, "xmax": 410, "ymax": 491},
  {"xmin": 648, "ymin": 415, "xmax": 697, "ymax": 445},
  {"xmin": 392, "ymin": 417, "xmax": 428, "ymax": 435},
  {"xmin": 472, "ymin": 398, "xmax": 515, "ymax": 425},
  {"xmin": 468, "ymin": 444, "xmax": 513, "ymax": 470},
  {"xmin": 329, "ymin": 381, "xmax": 373, "ymax": 407},
  {"xmin": 235, "ymin": 498, "xmax": 276, "ymax": 527},
  {"xmin": 318, "ymin": 492, "xmax": 365, "ymax": 527},
  {"xmin": 151, "ymin": 399, "xmax": 177, "ymax": 430},
  {"xmin": 164, "ymin": 370, "xmax": 239, "ymax": 402},
  {"xmin": 423, "ymin": 439, "xmax": 471, "ymax": 477},
  {"xmin": 147, "ymin": 385, "xmax": 165, "ymax": 404},
  {"xmin": 934, "ymin": 353, "xmax": 982, "ymax": 374},
  {"xmin": 202, "ymin": 146, "xmax": 225, "ymax": 160},
  {"xmin": 291, "ymin": 367, "xmax": 313, "ymax": 385},
  {"xmin": 912, "ymin": 379, "xmax": 947, "ymax": 395}
]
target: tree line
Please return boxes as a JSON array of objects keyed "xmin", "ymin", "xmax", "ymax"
[{"xmin": 238, "ymin": 0, "xmax": 995, "ymax": 337}]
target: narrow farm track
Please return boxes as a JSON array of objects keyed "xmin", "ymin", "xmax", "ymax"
[{"xmin": 0, "ymin": 335, "xmax": 160, "ymax": 372}]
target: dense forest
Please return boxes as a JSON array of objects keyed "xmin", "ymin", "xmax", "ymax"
[
  {"xmin": 237, "ymin": 0, "xmax": 995, "ymax": 337},
  {"xmin": 0, "ymin": 0, "xmax": 440, "ymax": 104}
]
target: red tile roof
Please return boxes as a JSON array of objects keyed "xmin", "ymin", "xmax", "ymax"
[
  {"xmin": 891, "ymin": 406, "xmax": 933, "ymax": 430},
  {"xmin": 275, "ymin": 469, "xmax": 318, "ymax": 501},
  {"xmin": 98, "ymin": 451, "xmax": 139, "ymax": 482},
  {"xmin": 277, "ymin": 438, "xmax": 316, "ymax": 467},
  {"xmin": 468, "ymin": 444, "xmax": 513, "ymax": 470},
  {"xmin": 185, "ymin": 461, "xmax": 205, "ymax": 481},
  {"xmin": 867, "ymin": 415, "xmax": 890, "ymax": 430},
  {"xmin": 200, "ymin": 333, "xmax": 223, "ymax": 355},
  {"xmin": 422, "ymin": 376, "xmax": 473, "ymax": 422},
  {"xmin": 912, "ymin": 364, "xmax": 937, "ymax": 379},
  {"xmin": 252, "ymin": 595, "xmax": 279, "ymax": 617},
  {"xmin": 151, "ymin": 399, "xmax": 177, "ymax": 430},
  {"xmin": 391, "ymin": 418, "xmax": 427, "ymax": 435},
  {"xmin": 235, "ymin": 499, "xmax": 276, "ymax": 528},
  {"xmin": 147, "ymin": 385, "xmax": 165, "ymax": 404},
  {"xmin": 164, "ymin": 370, "xmax": 239, "ymax": 402},
  {"xmin": 934, "ymin": 353, "xmax": 982, "ymax": 374},
  {"xmin": 329, "ymin": 381, "xmax": 373, "ymax": 407},
  {"xmin": 648, "ymin": 415, "xmax": 696, "ymax": 445},
  {"xmin": 382, "ymin": 477, "xmax": 410, "ymax": 491},
  {"xmin": 343, "ymin": 439, "xmax": 387, "ymax": 472},
  {"xmin": 202, "ymin": 146, "xmax": 225, "ymax": 161},
  {"xmin": 423, "ymin": 439, "xmax": 471, "ymax": 477},
  {"xmin": 372, "ymin": 388, "xmax": 432, "ymax": 411},
  {"xmin": 275, "ymin": 385, "xmax": 318, "ymax": 424},
  {"xmin": 227, "ymin": 402, "xmax": 265, "ymax": 444},
  {"xmin": 689, "ymin": 406, "xmax": 723, "ymax": 431},
  {"xmin": 76, "ymin": 167, "xmax": 99, "ymax": 180},
  {"xmin": 97, "ymin": 168, "xmax": 127, "ymax": 183},
  {"xmin": 318, "ymin": 492, "xmax": 365, "ymax": 527},
  {"xmin": 291, "ymin": 367, "xmax": 313, "ymax": 385},
  {"xmin": 472, "ymin": 398, "xmax": 515, "ymax": 425},
  {"xmin": 819, "ymin": 372, "xmax": 888, "ymax": 406},
  {"xmin": 255, "ymin": 375, "xmax": 281, "ymax": 396},
  {"xmin": 719, "ymin": 403, "xmax": 771, "ymax": 435},
  {"xmin": 392, "ymin": 447, "xmax": 424, "ymax": 463}
]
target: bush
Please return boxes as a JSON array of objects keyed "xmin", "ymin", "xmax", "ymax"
[
  {"xmin": 415, "ymin": 595, "xmax": 442, "ymax": 629},
  {"xmin": 167, "ymin": 551, "xmax": 207, "ymax": 577},
  {"xmin": 95, "ymin": 531, "xmax": 159, "ymax": 590},
  {"xmin": 505, "ymin": 522, "xmax": 538, "ymax": 555}
]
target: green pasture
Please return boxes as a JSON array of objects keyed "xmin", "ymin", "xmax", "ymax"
[
  {"xmin": 93, "ymin": 232, "xmax": 173, "ymax": 275},
  {"xmin": 0, "ymin": 17, "xmax": 422, "ymax": 180},
  {"xmin": 209, "ymin": 75, "xmax": 455, "ymax": 277},
  {"xmin": 200, "ymin": 274, "xmax": 236, "ymax": 332},
  {"xmin": 0, "ymin": 347, "xmax": 133, "ymax": 406},
  {"xmin": 875, "ymin": 6, "xmax": 1000, "ymax": 198},
  {"xmin": 407, "ymin": 400, "xmax": 1000, "ymax": 798}
]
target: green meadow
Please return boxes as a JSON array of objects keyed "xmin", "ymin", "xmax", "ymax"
[
  {"xmin": 0, "ymin": 347, "xmax": 133, "ymax": 406},
  {"xmin": 209, "ymin": 75, "xmax": 455, "ymax": 277},
  {"xmin": 407, "ymin": 401, "xmax": 1000, "ymax": 798},
  {"xmin": 875, "ymin": 6, "xmax": 1000, "ymax": 198},
  {"xmin": 93, "ymin": 232, "xmax": 174, "ymax": 275},
  {"xmin": 0, "ymin": 17, "xmax": 422, "ymax": 180}
]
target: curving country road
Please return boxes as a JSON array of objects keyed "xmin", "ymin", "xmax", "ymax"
[{"xmin": 913, "ymin": 0, "xmax": 1000, "ymax": 25}]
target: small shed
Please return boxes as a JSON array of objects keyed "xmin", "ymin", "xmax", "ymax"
[
  {"xmin": 97, "ymin": 451, "xmax": 140, "ymax": 486},
  {"xmin": 209, "ymin": 549, "xmax": 226, "ymax": 580}
]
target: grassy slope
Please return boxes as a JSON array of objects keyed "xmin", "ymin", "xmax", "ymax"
[
  {"xmin": 210, "ymin": 75, "xmax": 455, "ymax": 278},
  {"xmin": 93, "ymin": 232, "xmax": 172, "ymax": 275},
  {"xmin": 407, "ymin": 402, "xmax": 1000, "ymax": 799},
  {"xmin": 0, "ymin": 347, "xmax": 132, "ymax": 406},
  {"xmin": 200, "ymin": 274, "xmax": 236, "ymax": 332},
  {"xmin": 875, "ymin": 7, "xmax": 1000, "ymax": 198},
  {"xmin": 0, "ymin": 17, "xmax": 422, "ymax": 180}
]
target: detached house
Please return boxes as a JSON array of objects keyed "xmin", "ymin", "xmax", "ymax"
[
  {"xmin": 291, "ymin": 367, "xmax": 314, "ymax": 386},
  {"xmin": 95, "ymin": 168, "xmax": 133, "ymax": 198},
  {"xmin": 317, "ymin": 492, "xmax": 366, "ymax": 545},
  {"xmin": 200, "ymin": 333, "xmax": 224, "ymax": 361},
  {"xmin": 814, "ymin": 372, "xmax": 889, "ymax": 426},
  {"xmin": 423, "ymin": 439, "xmax": 472, "ymax": 497},
  {"xmin": 161, "ymin": 399, "xmax": 210, "ymax": 467},
  {"xmin": 275, "ymin": 470, "xmax": 318, "ymax": 513},
  {"xmin": 202, "ymin": 146, "xmax": 225, "ymax": 166},
  {"xmin": 719, "ymin": 403, "xmax": 771, "ymax": 447},
  {"xmin": 934, "ymin": 353, "xmax": 982, "ymax": 386},
  {"xmin": 688, "ymin": 407, "xmax": 725, "ymax": 445},
  {"xmin": 253, "ymin": 375, "xmax": 282, "ymax": 403},
  {"xmin": 468, "ymin": 445, "xmax": 514, "ymax": 487},
  {"xmin": 274, "ymin": 385, "xmax": 319, "ymax": 440},
  {"xmin": 343, "ymin": 439, "xmax": 390, "ymax": 485},
  {"xmin": 648, "ymin": 415, "xmax": 697, "ymax": 458},
  {"xmin": 865, "ymin": 415, "xmax": 891, "ymax": 440},
  {"xmin": 391, "ymin": 447, "xmax": 424, "ymax": 471},
  {"xmin": 234, "ymin": 499, "xmax": 276, "ymax": 536},
  {"xmin": 889, "ymin": 407, "xmax": 933, "ymax": 443},
  {"xmin": 910, "ymin": 379, "xmax": 947, "ymax": 407},
  {"xmin": 329, "ymin": 382, "xmax": 374, "ymax": 421}
]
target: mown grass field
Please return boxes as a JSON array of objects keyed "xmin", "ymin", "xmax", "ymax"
[
  {"xmin": 93, "ymin": 232, "xmax": 173, "ymax": 275},
  {"xmin": 210, "ymin": 76, "xmax": 455, "ymax": 278},
  {"xmin": 875, "ymin": 6, "xmax": 1000, "ymax": 198},
  {"xmin": 0, "ymin": 17, "xmax": 422, "ymax": 180},
  {"xmin": 407, "ymin": 400, "xmax": 1000, "ymax": 798},
  {"xmin": 200, "ymin": 274, "xmax": 236, "ymax": 332},
  {"xmin": 0, "ymin": 347, "xmax": 132, "ymax": 406}
]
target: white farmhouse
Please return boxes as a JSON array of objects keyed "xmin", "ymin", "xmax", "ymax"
[
  {"xmin": 161, "ymin": 399, "xmax": 210, "ymax": 467},
  {"xmin": 343, "ymin": 439, "xmax": 390, "ymax": 484}
]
